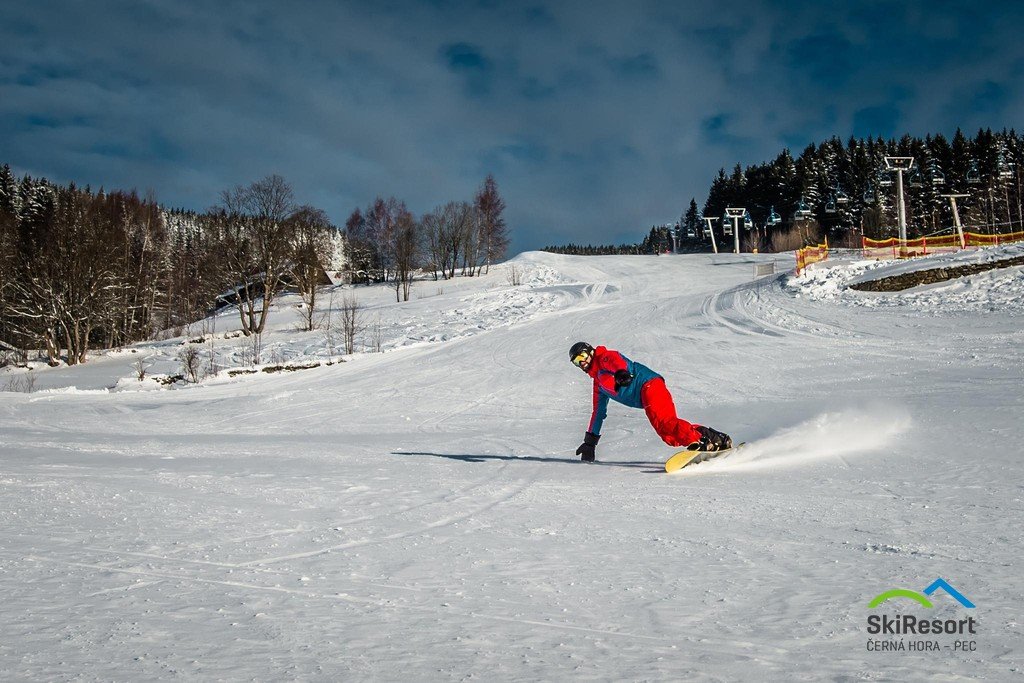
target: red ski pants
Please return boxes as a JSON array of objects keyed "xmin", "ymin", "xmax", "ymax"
[{"xmin": 640, "ymin": 378, "xmax": 701, "ymax": 448}]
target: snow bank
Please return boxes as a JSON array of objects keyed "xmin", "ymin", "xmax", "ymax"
[{"xmin": 786, "ymin": 244, "xmax": 1024, "ymax": 314}]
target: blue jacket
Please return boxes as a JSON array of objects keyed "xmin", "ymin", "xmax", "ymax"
[{"xmin": 586, "ymin": 346, "xmax": 662, "ymax": 435}]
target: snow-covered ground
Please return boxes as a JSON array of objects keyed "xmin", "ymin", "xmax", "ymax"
[
  {"xmin": 1, "ymin": 249, "xmax": 1021, "ymax": 680},
  {"xmin": 791, "ymin": 243, "xmax": 1024, "ymax": 314}
]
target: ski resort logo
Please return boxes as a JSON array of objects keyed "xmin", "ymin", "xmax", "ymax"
[
  {"xmin": 865, "ymin": 578, "xmax": 978, "ymax": 654},
  {"xmin": 868, "ymin": 578, "xmax": 976, "ymax": 610}
]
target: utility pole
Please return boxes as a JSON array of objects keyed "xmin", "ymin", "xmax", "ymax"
[
  {"xmin": 941, "ymin": 194, "xmax": 970, "ymax": 249},
  {"xmin": 726, "ymin": 207, "xmax": 746, "ymax": 254},
  {"xmin": 884, "ymin": 157, "xmax": 915, "ymax": 257}
]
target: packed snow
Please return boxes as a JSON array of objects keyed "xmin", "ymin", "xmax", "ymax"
[
  {"xmin": 789, "ymin": 243, "xmax": 1024, "ymax": 314},
  {"xmin": 1, "ymin": 249, "xmax": 1021, "ymax": 680}
]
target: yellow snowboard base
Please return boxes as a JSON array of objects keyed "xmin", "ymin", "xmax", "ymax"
[{"xmin": 665, "ymin": 443, "xmax": 744, "ymax": 473}]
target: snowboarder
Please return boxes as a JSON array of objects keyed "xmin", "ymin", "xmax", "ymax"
[{"xmin": 569, "ymin": 342, "xmax": 732, "ymax": 462}]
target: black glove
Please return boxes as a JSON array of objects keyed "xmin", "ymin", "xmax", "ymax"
[
  {"xmin": 686, "ymin": 425, "xmax": 733, "ymax": 452},
  {"xmin": 613, "ymin": 369, "xmax": 634, "ymax": 389},
  {"xmin": 576, "ymin": 431, "xmax": 600, "ymax": 462}
]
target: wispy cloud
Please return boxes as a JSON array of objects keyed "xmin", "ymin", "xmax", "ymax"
[{"xmin": 1, "ymin": 1, "xmax": 1022, "ymax": 253}]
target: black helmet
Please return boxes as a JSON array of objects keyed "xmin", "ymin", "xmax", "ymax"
[{"xmin": 569, "ymin": 342, "xmax": 594, "ymax": 369}]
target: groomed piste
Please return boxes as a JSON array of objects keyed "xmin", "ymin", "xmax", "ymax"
[{"xmin": 1, "ymin": 247, "xmax": 1021, "ymax": 680}]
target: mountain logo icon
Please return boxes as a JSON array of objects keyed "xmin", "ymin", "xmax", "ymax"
[{"xmin": 868, "ymin": 578, "xmax": 975, "ymax": 609}]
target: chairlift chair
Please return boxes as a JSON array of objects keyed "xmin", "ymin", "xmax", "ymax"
[
  {"xmin": 767, "ymin": 207, "xmax": 781, "ymax": 226},
  {"xmin": 722, "ymin": 213, "xmax": 734, "ymax": 235},
  {"xmin": 967, "ymin": 163, "xmax": 981, "ymax": 185},
  {"xmin": 909, "ymin": 170, "xmax": 924, "ymax": 188},
  {"xmin": 825, "ymin": 197, "xmax": 837, "ymax": 214},
  {"xmin": 863, "ymin": 185, "xmax": 876, "ymax": 203},
  {"xmin": 834, "ymin": 188, "xmax": 850, "ymax": 205},
  {"xmin": 794, "ymin": 199, "xmax": 812, "ymax": 220},
  {"xmin": 931, "ymin": 169, "xmax": 946, "ymax": 185},
  {"xmin": 743, "ymin": 211, "xmax": 753, "ymax": 229},
  {"xmin": 879, "ymin": 175, "xmax": 894, "ymax": 187},
  {"xmin": 996, "ymin": 151, "xmax": 1014, "ymax": 178}
]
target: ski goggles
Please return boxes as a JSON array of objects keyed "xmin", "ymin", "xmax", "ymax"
[{"xmin": 571, "ymin": 349, "xmax": 592, "ymax": 368}]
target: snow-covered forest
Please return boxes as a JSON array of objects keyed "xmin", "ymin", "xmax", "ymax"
[
  {"xmin": 0, "ymin": 167, "xmax": 507, "ymax": 366},
  {"xmin": 702, "ymin": 128, "xmax": 1024, "ymax": 246},
  {"xmin": 548, "ymin": 128, "xmax": 1024, "ymax": 256}
]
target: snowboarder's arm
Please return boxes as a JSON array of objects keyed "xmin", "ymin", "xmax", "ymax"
[
  {"xmin": 588, "ymin": 381, "xmax": 609, "ymax": 434},
  {"xmin": 595, "ymin": 350, "xmax": 630, "ymax": 396}
]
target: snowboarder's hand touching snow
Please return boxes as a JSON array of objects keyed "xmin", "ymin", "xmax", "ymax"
[{"xmin": 576, "ymin": 432, "xmax": 600, "ymax": 461}]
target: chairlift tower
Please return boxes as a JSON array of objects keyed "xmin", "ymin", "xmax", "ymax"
[
  {"xmin": 940, "ymin": 194, "xmax": 970, "ymax": 249},
  {"xmin": 884, "ymin": 156, "xmax": 915, "ymax": 253},
  {"xmin": 725, "ymin": 207, "xmax": 746, "ymax": 254},
  {"xmin": 702, "ymin": 216, "xmax": 719, "ymax": 254}
]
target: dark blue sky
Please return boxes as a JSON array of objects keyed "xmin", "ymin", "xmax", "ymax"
[{"xmin": 2, "ymin": 1, "xmax": 1022, "ymax": 254}]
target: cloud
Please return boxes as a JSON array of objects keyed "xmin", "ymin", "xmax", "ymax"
[
  {"xmin": 701, "ymin": 114, "xmax": 752, "ymax": 148},
  {"xmin": 784, "ymin": 31, "xmax": 858, "ymax": 89},
  {"xmin": 440, "ymin": 42, "xmax": 495, "ymax": 97},
  {"xmin": 1, "ymin": 1, "xmax": 1022, "ymax": 254},
  {"xmin": 851, "ymin": 105, "xmax": 902, "ymax": 139},
  {"xmin": 608, "ymin": 52, "xmax": 659, "ymax": 80}
]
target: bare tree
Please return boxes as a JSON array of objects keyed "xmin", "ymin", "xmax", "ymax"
[
  {"xmin": 133, "ymin": 355, "xmax": 148, "ymax": 381},
  {"xmin": 6, "ymin": 185, "xmax": 121, "ymax": 365},
  {"xmin": 321, "ymin": 289, "xmax": 336, "ymax": 362},
  {"xmin": 250, "ymin": 331, "xmax": 263, "ymax": 366},
  {"xmin": 475, "ymin": 174, "xmax": 509, "ymax": 275},
  {"xmin": 338, "ymin": 293, "xmax": 363, "ymax": 355},
  {"xmin": 288, "ymin": 205, "xmax": 333, "ymax": 331},
  {"xmin": 217, "ymin": 175, "xmax": 297, "ymax": 336},
  {"xmin": 178, "ymin": 345, "xmax": 201, "ymax": 383},
  {"xmin": 420, "ymin": 208, "xmax": 448, "ymax": 281},
  {"xmin": 363, "ymin": 197, "xmax": 399, "ymax": 283},
  {"xmin": 108, "ymin": 191, "xmax": 168, "ymax": 349},
  {"xmin": 463, "ymin": 209, "xmax": 480, "ymax": 276},
  {"xmin": 370, "ymin": 313, "xmax": 383, "ymax": 353},
  {"xmin": 343, "ymin": 208, "xmax": 374, "ymax": 285},
  {"xmin": 391, "ymin": 207, "xmax": 420, "ymax": 302},
  {"xmin": 439, "ymin": 201, "xmax": 475, "ymax": 280}
]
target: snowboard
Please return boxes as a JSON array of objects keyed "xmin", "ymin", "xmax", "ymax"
[{"xmin": 665, "ymin": 442, "xmax": 744, "ymax": 473}]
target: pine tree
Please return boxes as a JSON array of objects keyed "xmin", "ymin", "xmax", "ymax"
[{"xmin": 683, "ymin": 199, "xmax": 700, "ymax": 240}]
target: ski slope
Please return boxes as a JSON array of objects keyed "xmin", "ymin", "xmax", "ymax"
[{"xmin": 1, "ymin": 250, "xmax": 1022, "ymax": 680}]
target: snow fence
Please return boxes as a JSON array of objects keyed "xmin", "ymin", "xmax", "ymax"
[
  {"xmin": 795, "ymin": 239, "xmax": 830, "ymax": 275},
  {"xmin": 862, "ymin": 230, "xmax": 1024, "ymax": 259}
]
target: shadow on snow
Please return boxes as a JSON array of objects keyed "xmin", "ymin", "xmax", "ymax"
[{"xmin": 392, "ymin": 451, "xmax": 663, "ymax": 472}]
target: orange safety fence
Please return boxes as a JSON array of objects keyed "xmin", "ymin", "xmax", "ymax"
[
  {"xmin": 862, "ymin": 230, "xmax": 1024, "ymax": 260},
  {"xmin": 795, "ymin": 238, "xmax": 829, "ymax": 275}
]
